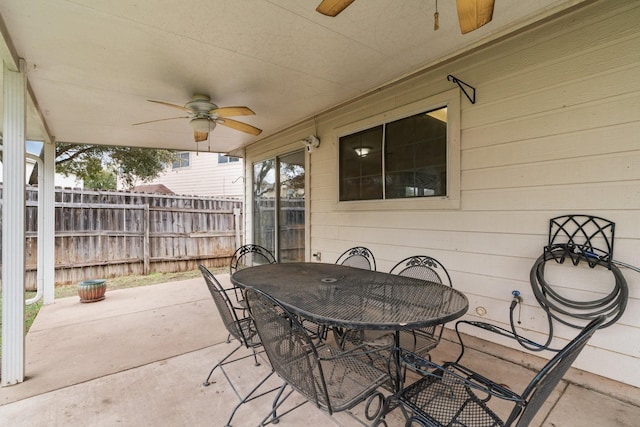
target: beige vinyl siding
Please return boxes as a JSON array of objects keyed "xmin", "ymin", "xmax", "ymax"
[
  {"xmin": 149, "ymin": 152, "xmax": 244, "ymax": 197},
  {"xmin": 244, "ymin": 0, "xmax": 640, "ymax": 387}
]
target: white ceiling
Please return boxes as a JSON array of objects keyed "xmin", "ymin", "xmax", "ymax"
[{"xmin": 0, "ymin": 0, "xmax": 590, "ymax": 154}]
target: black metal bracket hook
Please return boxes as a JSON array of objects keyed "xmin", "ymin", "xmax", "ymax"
[{"xmin": 447, "ymin": 75, "xmax": 476, "ymax": 104}]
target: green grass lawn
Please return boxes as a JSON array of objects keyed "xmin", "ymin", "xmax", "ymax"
[{"xmin": 0, "ymin": 268, "xmax": 222, "ymax": 357}]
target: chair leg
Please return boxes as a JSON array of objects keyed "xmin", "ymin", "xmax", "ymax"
[
  {"xmin": 267, "ymin": 382, "xmax": 289, "ymax": 425},
  {"xmin": 203, "ymin": 343, "xmax": 243, "ymax": 386},
  {"xmin": 251, "ymin": 346, "xmax": 261, "ymax": 367},
  {"xmin": 224, "ymin": 370, "xmax": 278, "ymax": 427},
  {"xmin": 258, "ymin": 381, "xmax": 308, "ymax": 426}
]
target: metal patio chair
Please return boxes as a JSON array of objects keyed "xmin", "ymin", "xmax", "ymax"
[
  {"xmin": 245, "ymin": 287, "xmax": 394, "ymax": 426},
  {"xmin": 229, "ymin": 244, "xmax": 277, "ymax": 274},
  {"xmin": 390, "ymin": 255, "xmax": 453, "ymax": 357},
  {"xmin": 336, "ymin": 246, "xmax": 377, "ymax": 270},
  {"xmin": 399, "ymin": 315, "xmax": 605, "ymax": 427},
  {"xmin": 199, "ymin": 265, "xmax": 278, "ymax": 427},
  {"xmin": 229, "ymin": 244, "xmax": 277, "ymax": 307},
  {"xmin": 331, "ymin": 246, "xmax": 378, "ymax": 346}
]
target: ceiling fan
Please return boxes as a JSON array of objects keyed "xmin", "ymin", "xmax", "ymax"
[
  {"xmin": 133, "ymin": 95, "xmax": 262, "ymax": 143},
  {"xmin": 316, "ymin": 0, "xmax": 494, "ymax": 34}
]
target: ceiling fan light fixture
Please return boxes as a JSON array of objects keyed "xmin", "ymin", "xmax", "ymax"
[{"xmin": 190, "ymin": 117, "xmax": 214, "ymax": 133}]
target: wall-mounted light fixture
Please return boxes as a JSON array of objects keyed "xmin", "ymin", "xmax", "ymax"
[
  {"xmin": 354, "ymin": 147, "xmax": 371, "ymax": 157},
  {"xmin": 302, "ymin": 135, "xmax": 320, "ymax": 152}
]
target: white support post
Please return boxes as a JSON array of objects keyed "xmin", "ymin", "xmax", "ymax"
[
  {"xmin": 2, "ymin": 61, "xmax": 27, "ymax": 386},
  {"xmin": 43, "ymin": 141, "xmax": 56, "ymax": 304}
]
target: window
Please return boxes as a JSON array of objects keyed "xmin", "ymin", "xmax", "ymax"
[
  {"xmin": 172, "ymin": 152, "xmax": 190, "ymax": 169},
  {"xmin": 340, "ymin": 126, "xmax": 384, "ymax": 201},
  {"xmin": 337, "ymin": 88, "xmax": 460, "ymax": 210},
  {"xmin": 218, "ymin": 154, "xmax": 240, "ymax": 164},
  {"xmin": 386, "ymin": 108, "xmax": 448, "ymax": 199},
  {"xmin": 340, "ymin": 107, "xmax": 447, "ymax": 201}
]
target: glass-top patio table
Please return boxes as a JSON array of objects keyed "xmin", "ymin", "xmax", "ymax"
[{"xmin": 231, "ymin": 262, "xmax": 469, "ymax": 425}]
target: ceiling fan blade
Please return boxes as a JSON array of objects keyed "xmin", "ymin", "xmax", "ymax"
[
  {"xmin": 194, "ymin": 131, "xmax": 209, "ymax": 142},
  {"xmin": 148, "ymin": 99, "xmax": 193, "ymax": 113},
  {"xmin": 210, "ymin": 106, "xmax": 255, "ymax": 117},
  {"xmin": 456, "ymin": 0, "xmax": 495, "ymax": 34},
  {"xmin": 218, "ymin": 118, "xmax": 262, "ymax": 136},
  {"xmin": 316, "ymin": 0, "xmax": 355, "ymax": 17},
  {"xmin": 132, "ymin": 116, "xmax": 190, "ymax": 126}
]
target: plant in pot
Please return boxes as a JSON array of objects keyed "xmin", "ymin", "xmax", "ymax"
[{"xmin": 77, "ymin": 279, "xmax": 107, "ymax": 303}]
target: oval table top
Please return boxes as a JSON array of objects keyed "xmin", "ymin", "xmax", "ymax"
[{"xmin": 231, "ymin": 262, "xmax": 468, "ymax": 331}]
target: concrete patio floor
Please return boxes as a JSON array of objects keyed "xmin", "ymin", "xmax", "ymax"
[{"xmin": 1, "ymin": 274, "xmax": 639, "ymax": 426}]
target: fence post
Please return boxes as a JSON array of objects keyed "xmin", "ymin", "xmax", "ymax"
[
  {"xmin": 233, "ymin": 207, "xmax": 241, "ymax": 249},
  {"xmin": 143, "ymin": 204, "xmax": 150, "ymax": 275}
]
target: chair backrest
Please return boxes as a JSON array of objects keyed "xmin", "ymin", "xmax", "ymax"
[
  {"xmin": 389, "ymin": 255, "xmax": 452, "ymax": 287},
  {"xmin": 509, "ymin": 315, "xmax": 605, "ymax": 426},
  {"xmin": 199, "ymin": 264, "xmax": 254, "ymax": 346},
  {"xmin": 229, "ymin": 244, "xmax": 277, "ymax": 275},
  {"xmin": 335, "ymin": 246, "xmax": 376, "ymax": 270},
  {"xmin": 245, "ymin": 288, "xmax": 331, "ymax": 410}
]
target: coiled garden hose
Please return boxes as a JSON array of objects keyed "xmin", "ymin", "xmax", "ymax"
[{"xmin": 509, "ymin": 248, "xmax": 629, "ymax": 352}]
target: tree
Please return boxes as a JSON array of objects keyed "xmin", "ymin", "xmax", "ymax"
[
  {"xmin": 54, "ymin": 143, "xmax": 177, "ymax": 190},
  {"xmin": 253, "ymin": 159, "xmax": 275, "ymax": 197},
  {"xmin": 83, "ymin": 168, "xmax": 118, "ymax": 190}
]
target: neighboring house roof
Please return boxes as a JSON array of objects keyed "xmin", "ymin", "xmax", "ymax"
[{"xmin": 132, "ymin": 183, "xmax": 175, "ymax": 194}]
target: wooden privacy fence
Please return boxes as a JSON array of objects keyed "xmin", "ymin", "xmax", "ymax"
[
  {"xmin": 253, "ymin": 196, "xmax": 305, "ymax": 263},
  {"xmin": 1, "ymin": 185, "xmax": 243, "ymax": 289}
]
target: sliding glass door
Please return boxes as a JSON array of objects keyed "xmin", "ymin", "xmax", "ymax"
[{"xmin": 252, "ymin": 150, "xmax": 305, "ymax": 262}]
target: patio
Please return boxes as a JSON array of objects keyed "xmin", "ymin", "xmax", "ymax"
[{"xmin": 1, "ymin": 275, "xmax": 638, "ymax": 426}]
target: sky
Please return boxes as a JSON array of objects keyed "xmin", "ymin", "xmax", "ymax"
[{"xmin": 27, "ymin": 140, "xmax": 43, "ymax": 155}]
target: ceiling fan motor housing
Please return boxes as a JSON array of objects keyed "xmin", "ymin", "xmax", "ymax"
[{"xmin": 185, "ymin": 95, "xmax": 218, "ymax": 114}]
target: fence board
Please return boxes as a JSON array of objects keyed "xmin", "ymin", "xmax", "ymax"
[{"xmin": 1, "ymin": 185, "xmax": 242, "ymax": 288}]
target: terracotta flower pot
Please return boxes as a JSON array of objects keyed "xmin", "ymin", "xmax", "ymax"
[{"xmin": 78, "ymin": 279, "xmax": 107, "ymax": 303}]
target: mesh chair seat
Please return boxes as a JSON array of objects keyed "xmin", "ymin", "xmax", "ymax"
[
  {"xmin": 399, "ymin": 315, "xmax": 605, "ymax": 427},
  {"xmin": 232, "ymin": 316, "xmax": 261, "ymax": 348},
  {"xmin": 331, "ymin": 329, "xmax": 396, "ymax": 377},
  {"xmin": 401, "ymin": 361, "xmax": 512, "ymax": 427},
  {"xmin": 401, "ymin": 331, "xmax": 438, "ymax": 355},
  {"xmin": 308, "ymin": 343, "xmax": 391, "ymax": 412}
]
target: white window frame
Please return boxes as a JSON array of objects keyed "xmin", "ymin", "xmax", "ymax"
[
  {"xmin": 218, "ymin": 154, "xmax": 240, "ymax": 164},
  {"xmin": 334, "ymin": 88, "xmax": 461, "ymax": 211},
  {"xmin": 172, "ymin": 152, "xmax": 190, "ymax": 170}
]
